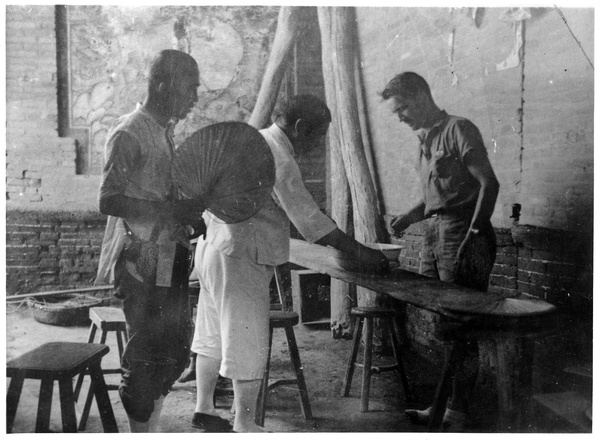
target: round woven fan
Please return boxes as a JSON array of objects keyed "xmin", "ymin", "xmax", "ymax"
[{"xmin": 172, "ymin": 121, "xmax": 275, "ymax": 224}]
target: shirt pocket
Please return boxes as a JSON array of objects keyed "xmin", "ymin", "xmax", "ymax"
[{"xmin": 430, "ymin": 151, "xmax": 464, "ymax": 193}]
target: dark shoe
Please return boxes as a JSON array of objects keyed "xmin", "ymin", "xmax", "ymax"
[{"xmin": 191, "ymin": 412, "xmax": 232, "ymax": 432}]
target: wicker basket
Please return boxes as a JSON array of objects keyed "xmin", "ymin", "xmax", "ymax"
[{"xmin": 27, "ymin": 294, "xmax": 104, "ymax": 327}]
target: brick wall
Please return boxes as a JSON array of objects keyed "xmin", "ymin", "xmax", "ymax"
[
  {"xmin": 6, "ymin": 210, "xmax": 107, "ymax": 296},
  {"xmin": 5, "ymin": 5, "xmax": 101, "ymax": 211},
  {"xmin": 391, "ymin": 220, "xmax": 591, "ymax": 362}
]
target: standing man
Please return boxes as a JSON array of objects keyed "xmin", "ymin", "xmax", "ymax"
[
  {"xmin": 190, "ymin": 95, "xmax": 389, "ymax": 433},
  {"xmin": 382, "ymin": 72, "xmax": 499, "ymax": 431},
  {"xmin": 96, "ymin": 49, "xmax": 205, "ymax": 432}
]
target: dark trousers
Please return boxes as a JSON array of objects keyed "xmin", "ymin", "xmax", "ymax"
[{"xmin": 115, "ymin": 245, "xmax": 192, "ymax": 422}]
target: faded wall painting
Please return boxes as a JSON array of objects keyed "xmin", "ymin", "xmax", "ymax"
[{"xmin": 65, "ymin": 5, "xmax": 278, "ymax": 174}]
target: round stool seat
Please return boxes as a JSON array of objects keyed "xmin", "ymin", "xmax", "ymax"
[
  {"xmin": 350, "ymin": 306, "xmax": 397, "ymax": 319},
  {"xmin": 269, "ymin": 310, "xmax": 300, "ymax": 327}
]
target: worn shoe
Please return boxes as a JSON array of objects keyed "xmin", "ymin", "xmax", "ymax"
[{"xmin": 191, "ymin": 413, "xmax": 232, "ymax": 432}]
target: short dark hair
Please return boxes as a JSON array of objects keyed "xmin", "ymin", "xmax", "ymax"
[
  {"xmin": 274, "ymin": 94, "xmax": 332, "ymax": 132},
  {"xmin": 381, "ymin": 72, "xmax": 432, "ymax": 100},
  {"xmin": 148, "ymin": 49, "xmax": 198, "ymax": 91}
]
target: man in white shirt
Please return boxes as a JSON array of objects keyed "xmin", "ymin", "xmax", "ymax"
[{"xmin": 190, "ymin": 95, "xmax": 388, "ymax": 432}]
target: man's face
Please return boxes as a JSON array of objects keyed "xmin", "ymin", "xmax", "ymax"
[
  {"xmin": 387, "ymin": 93, "xmax": 428, "ymax": 131},
  {"xmin": 167, "ymin": 67, "xmax": 200, "ymax": 120}
]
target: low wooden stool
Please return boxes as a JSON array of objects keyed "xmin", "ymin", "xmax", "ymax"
[
  {"xmin": 73, "ymin": 306, "xmax": 128, "ymax": 430},
  {"xmin": 255, "ymin": 268, "xmax": 312, "ymax": 427},
  {"xmin": 6, "ymin": 342, "xmax": 118, "ymax": 433},
  {"xmin": 342, "ymin": 306, "xmax": 412, "ymax": 412}
]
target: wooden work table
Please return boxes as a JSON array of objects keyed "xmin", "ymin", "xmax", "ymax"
[
  {"xmin": 289, "ymin": 239, "xmax": 555, "ymax": 320},
  {"xmin": 288, "ymin": 239, "xmax": 564, "ymax": 432}
]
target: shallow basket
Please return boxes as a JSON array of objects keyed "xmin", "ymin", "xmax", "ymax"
[{"xmin": 27, "ymin": 294, "xmax": 104, "ymax": 327}]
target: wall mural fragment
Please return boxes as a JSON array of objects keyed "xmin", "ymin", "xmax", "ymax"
[{"xmin": 67, "ymin": 5, "xmax": 278, "ymax": 174}]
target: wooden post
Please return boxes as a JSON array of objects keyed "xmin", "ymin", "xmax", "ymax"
[
  {"xmin": 248, "ymin": 6, "xmax": 307, "ymax": 130},
  {"xmin": 320, "ymin": 11, "xmax": 355, "ymax": 339},
  {"xmin": 318, "ymin": 6, "xmax": 384, "ymax": 308}
]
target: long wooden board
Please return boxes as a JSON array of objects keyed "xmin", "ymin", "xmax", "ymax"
[{"xmin": 289, "ymin": 239, "xmax": 556, "ymax": 318}]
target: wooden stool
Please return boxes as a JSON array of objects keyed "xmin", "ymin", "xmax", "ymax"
[
  {"xmin": 6, "ymin": 342, "xmax": 118, "ymax": 433},
  {"xmin": 73, "ymin": 307, "xmax": 128, "ymax": 430},
  {"xmin": 342, "ymin": 306, "xmax": 412, "ymax": 412},
  {"xmin": 254, "ymin": 268, "xmax": 312, "ymax": 427}
]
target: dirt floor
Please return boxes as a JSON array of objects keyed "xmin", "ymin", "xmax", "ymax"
[{"xmin": 5, "ymin": 300, "xmax": 451, "ymax": 434}]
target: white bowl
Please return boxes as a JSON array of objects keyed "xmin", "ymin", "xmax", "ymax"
[{"xmin": 363, "ymin": 243, "xmax": 404, "ymax": 261}]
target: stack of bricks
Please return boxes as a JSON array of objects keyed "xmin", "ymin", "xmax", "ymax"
[
  {"xmin": 391, "ymin": 221, "xmax": 426, "ymax": 273},
  {"xmin": 5, "ymin": 211, "xmax": 107, "ymax": 296}
]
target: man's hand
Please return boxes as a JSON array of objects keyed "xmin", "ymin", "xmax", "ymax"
[
  {"xmin": 188, "ymin": 217, "xmax": 207, "ymax": 240},
  {"xmin": 457, "ymin": 228, "xmax": 478, "ymax": 262},
  {"xmin": 390, "ymin": 214, "xmax": 412, "ymax": 236}
]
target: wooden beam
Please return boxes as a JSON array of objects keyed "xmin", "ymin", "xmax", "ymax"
[
  {"xmin": 319, "ymin": 7, "xmax": 355, "ymax": 339},
  {"xmin": 318, "ymin": 7, "xmax": 384, "ymax": 309},
  {"xmin": 248, "ymin": 6, "xmax": 307, "ymax": 129}
]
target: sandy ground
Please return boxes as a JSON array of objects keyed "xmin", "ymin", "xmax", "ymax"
[{"xmin": 5, "ymin": 302, "xmax": 439, "ymax": 434}]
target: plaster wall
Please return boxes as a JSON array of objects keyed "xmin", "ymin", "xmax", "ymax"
[{"xmin": 355, "ymin": 7, "xmax": 593, "ymax": 234}]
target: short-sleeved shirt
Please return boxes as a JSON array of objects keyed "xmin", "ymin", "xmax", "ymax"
[
  {"xmin": 204, "ymin": 123, "xmax": 337, "ymax": 266},
  {"xmin": 95, "ymin": 104, "xmax": 189, "ymax": 287},
  {"xmin": 417, "ymin": 111, "xmax": 488, "ymax": 217}
]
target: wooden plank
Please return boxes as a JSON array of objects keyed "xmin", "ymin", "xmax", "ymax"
[
  {"xmin": 289, "ymin": 239, "xmax": 556, "ymax": 318},
  {"xmin": 6, "ymin": 285, "xmax": 115, "ymax": 302}
]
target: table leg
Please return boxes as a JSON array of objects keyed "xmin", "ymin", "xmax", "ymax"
[
  {"xmin": 388, "ymin": 318, "xmax": 412, "ymax": 403},
  {"xmin": 6, "ymin": 374, "xmax": 25, "ymax": 433},
  {"xmin": 89, "ymin": 361, "xmax": 119, "ymax": 432},
  {"xmin": 36, "ymin": 378, "xmax": 54, "ymax": 433},
  {"xmin": 495, "ymin": 338, "xmax": 514, "ymax": 431},
  {"xmin": 515, "ymin": 338, "xmax": 534, "ymax": 432},
  {"xmin": 58, "ymin": 378, "xmax": 78, "ymax": 432}
]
